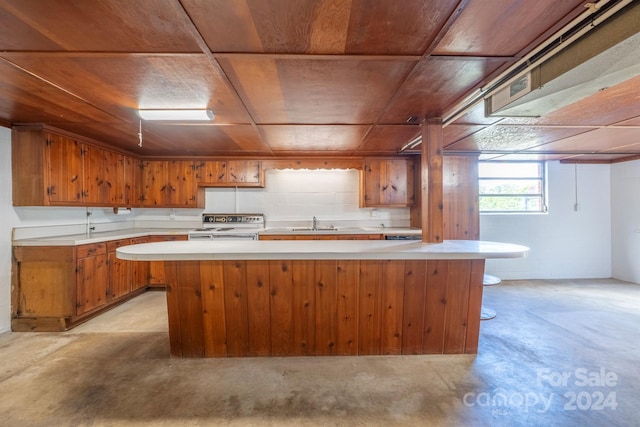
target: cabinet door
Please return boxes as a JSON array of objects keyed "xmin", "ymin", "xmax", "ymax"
[
  {"xmin": 84, "ymin": 146, "xmax": 123, "ymax": 205},
  {"xmin": 140, "ymin": 160, "xmax": 166, "ymax": 206},
  {"xmin": 228, "ymin": 160, "xmax": 262, "ymax": 185},
  {"xmin": 45, "ymin": 133, "xmax": 84, "ymax": 205},
  {"xmin": 130, "ymin": 237, "xmax": 150, "ymax": 291},
  {"xmin": 362, "ymin": 158, "xmax": 415, "ymax": 207},
  {"xmin": 200, "ymin": 160, "xmax": 227, "ymax": 184},
  {"xmin": 166, "ymin": 160, "xmax": 198, "ymax": 206},
  {"xmin": 75, "ymin": 247, "xmax": 109, "ymax": 316},
  {"xmin": 107, "ymin": 239, "xmax": 132, "ymax": 300}
]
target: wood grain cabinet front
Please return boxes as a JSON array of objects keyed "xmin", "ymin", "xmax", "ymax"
[
  {"xmin": 12, "ymin": 126, "xmax": 137, "ymax": 207},
  {"xmin": 12, "ymin": 237, "xmax": 153, "ymax": 332},
  {"xmin": 196, "ymin": 160, "xmax": 264, "ymax": 187},
  {"xmin": 361, "ymin": 158, "xmax": 416, "ymax": 207},
  {"xmin": 139, "ymin": 160, "xmax": 204, "ymax": 207}
]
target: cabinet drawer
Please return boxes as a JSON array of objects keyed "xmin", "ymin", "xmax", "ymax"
[
  {"xmin": 76, "ymin": 243, "xmax": 107, "ymax": 258},
  {"xmin": 106, "ymin": 238, "xmax": 133, "ymax": 252}
]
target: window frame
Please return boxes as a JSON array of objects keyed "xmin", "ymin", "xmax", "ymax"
[{"xmin": 478, "ymin": 160, "xmax": 548, "ymax": 214}]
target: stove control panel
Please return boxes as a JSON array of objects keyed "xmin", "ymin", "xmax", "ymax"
[{"xmin": 202, "ymin": 213, "xmax": 264, "ymax": 226}]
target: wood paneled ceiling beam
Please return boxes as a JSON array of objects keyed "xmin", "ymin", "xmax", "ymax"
[
  {"xmin": 356, "ymin": 0, "xmax": 473, "ymax": 149},
  {"xmin": 174, "ymin": 0, "xmax": 273, "ymax": 155}
]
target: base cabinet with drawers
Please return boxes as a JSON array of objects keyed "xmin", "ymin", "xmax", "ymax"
[{"xmin": 11, "ymin": 236, "xmax": 161, "ymax": 332}]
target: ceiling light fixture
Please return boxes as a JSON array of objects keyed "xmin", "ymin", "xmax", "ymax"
[{"xmin": 137, "ymin": 109, "xmax": 214, "ymax": 121}]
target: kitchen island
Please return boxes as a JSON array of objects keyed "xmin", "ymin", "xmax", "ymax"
[{"xmin": 117, "ymin": 240, "xmax": 527, "ymax": 357}]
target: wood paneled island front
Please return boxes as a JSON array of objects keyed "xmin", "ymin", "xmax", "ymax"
[{"xmin": 117, "ymin": 240, "xmax": 527, "ymax": 358}]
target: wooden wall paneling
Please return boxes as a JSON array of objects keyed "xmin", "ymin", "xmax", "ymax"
[
  {"xmin": 423, "ymin": 260, "xmax": 449, "ymax": 354},
  {"xmin": 380, "ymin": 260, "xmax": 405, "ymax": 355},
  {"xmin": 358, "ymin": 260, "xmax": 383, "ymax": 355},
  {"xmin": 421, "ymin": 118, "xmax": 444, "ymax": 243},
  {"xmin": 401, "ymin": 260, "xmax": 427, "ymax": 354},
  {"xmin": 464, "ymin": 259, "xmax": 486, "ymax": 354},
  {"xmin": 269, "ymin": 260, "xmax": 294, "ymax": 356},
  {"xmin": 163, "ymin": 261, "xmax": 184, "ymax": 356},
  {"xmin": 174, "ymin": 261, "xmax": 205, "ymax": 358},
  {"xmin": 223, "ymin": 261, "xmax": 250, "ymax": 357},
  {"xmin": 292, "ymin": 260, "xmax": 316, "ymax": 355},
  {"xmin": 200, "ymin": 260, "xmax": 228, "ymax": 357},
  {"xmin": 443, "ymin": 155, "xmax": 480, "ymax": 240},
  {"xmin": 315, "ymin": 260, "xmax": 338, "ymax": 356},
  {"xmin": 442, "ymin": 260, "xmax": 472, "ymax": 354},
  {"xmin": 245, "ymin": 260, "xmax": 272, "ymax": 356},
  {"xmin": 336, "ymin": 260, "xmax": 359, "ymax": 355}
]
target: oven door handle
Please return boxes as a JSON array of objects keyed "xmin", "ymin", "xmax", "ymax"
[
  {"xmin": 188, "ymin": 234, "xmax": 214, "ymax": 240},
  {"xmin": 211, "ymin": 234, "xmax": 258, "ymax": 240}
]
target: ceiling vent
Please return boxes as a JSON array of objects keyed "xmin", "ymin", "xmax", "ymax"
[{"xmin": 486, "ymin": 0, "xmax": 640, "ymax": 117}]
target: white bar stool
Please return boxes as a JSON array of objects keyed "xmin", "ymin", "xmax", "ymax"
[{"xmin": 481, "ymin": 274, "xmax": 501, "ymax": 320}]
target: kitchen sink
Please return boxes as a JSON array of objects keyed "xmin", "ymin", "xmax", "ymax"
[{"xmin": 290, "ymin": 226, "xmax": 338, "ymax": 232}]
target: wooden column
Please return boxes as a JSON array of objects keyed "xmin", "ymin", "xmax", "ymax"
[{"xmin": 421, "ymin": 118, "xmax": 444, "ymax": 243}]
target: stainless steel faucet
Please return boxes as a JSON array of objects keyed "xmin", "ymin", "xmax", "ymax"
[{"xmin": 312, "ymin": 216, "xmax": 318, "ymax": 231}]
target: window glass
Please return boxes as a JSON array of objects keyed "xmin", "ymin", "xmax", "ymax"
[{"xmin": 479, "ymin": 161, "xmax": 546, "ymax": 213}]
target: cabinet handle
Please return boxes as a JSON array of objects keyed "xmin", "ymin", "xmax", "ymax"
[
  {"xmin": 47, "ymin": 187, "xmax": 57, "ymax": 195},
  {"xmin": 381, "ymin": 185, "xmax": 388, "ymax": 191},
  {"xmin": 70, "ymin": 175, "xmax": 78, "ymax": 183},
  {"xmin": 391, "ymin": 185, "xmax": 397, "ymax": 191}
]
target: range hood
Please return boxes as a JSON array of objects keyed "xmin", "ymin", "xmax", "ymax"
[{"xmin": 486, "ymin": 0, "xmax": 640, "ymax": 117}]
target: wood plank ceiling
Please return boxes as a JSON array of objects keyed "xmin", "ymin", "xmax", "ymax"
[{"xmin": 0, "ymin": 0, "xmax": 639, "ymax": 162}]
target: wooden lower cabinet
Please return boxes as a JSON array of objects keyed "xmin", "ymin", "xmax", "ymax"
[
  {"xmin": 260, "ymin": 234, "xmax": 383, "ymax": 240},
  {"xmin": 148, "ymin": 235, "xmax": 188, "ymax": 287},
  {"xmin": 12, "ymin": 238, "xmax": 153, "ymax": 332},
  {"xmin": 163, "ymin": 258, "xmax": 485, "ymax": 357}
]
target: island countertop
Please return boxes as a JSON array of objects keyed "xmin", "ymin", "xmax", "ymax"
[{"xmin": 116, "ymin": 239, "xmax": 528, "ymax": 261}]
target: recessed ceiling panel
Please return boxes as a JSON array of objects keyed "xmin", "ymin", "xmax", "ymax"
[
  {"xmin": 529, "ymin": 127, "xmax": 640, "ymax": 153},
  {"xmin": 221, "ymin": 57, "xmax": 415, "ymax": 124},
  {"xmin": 358, "ymin": 125, "xmax": 421, "ymax": 152},
  {"xmin": 183, "ymin": 0, "xmax": 458, "ymax": 54},
  {"xmin": 433, "ymin": 0, "xmax": 586, "ymax": 56},
  {"xmin": 0, "ymin": 0, "xmax": 200, "ymax": 52},
  {"xmin": 1, "ymin": 54, "xmax": 252, "ymax": 124},
  {"xmin": 261, "ymin": 125, "xmax": 369, "ymax": 152},
  {"xmin": 380, "ymin": 57, "xmax": 507, "ymax": 123}
]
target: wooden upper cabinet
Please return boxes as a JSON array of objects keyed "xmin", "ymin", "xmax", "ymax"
[
  {"xmin": 12, "ymin": 126, "xmax": 137, "ymax": 207},
  {"xmin": 197, "ymin": 160, "xmax": 264, "ymax": 187},
  {"xmin": 140, "ymin": 160, "xmax": 204, "ymax": 207},
  {"xmin": 45, "ymin": 132, "xmax": 85, "ymax": 205},
  {"xmin": 361, "ymin": 158, "xmax": 416, "ymax": 207}
]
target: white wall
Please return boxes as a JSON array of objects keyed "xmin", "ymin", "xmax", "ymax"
[
  {"xmin": 0, "ymin": 127, "xmax": 17, "ymax": 332},
  {"xmin": 481, "ymin": 161, "xmax": 612, "ymax": 280},
  {"xmin": 611, "ymin": 159, "xmax": 640, "ymax": 283}
]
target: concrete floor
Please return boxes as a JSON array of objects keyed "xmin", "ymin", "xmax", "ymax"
[{"xmin": 0, "ymin": 279, "xmax": 638, "ymax": 427}]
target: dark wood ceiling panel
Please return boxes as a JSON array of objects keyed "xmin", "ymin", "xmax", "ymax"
[
  {"xmin": 528, "ymin": 127, "xmax": 640, "ymax": 153},
  {"xmin": 380, "ymin": 57, "xmax": 508, "ymax": 123},
  {"xmin": 433, "ymin": 0, "xmax": 586, "ymax": 56},
  {"xmin": 141, "ymin": 124, "xmax": 270, "ymax": 156},
  {"xmin": 344, "ymin": 0, "xmax": 459, "ymax": 54},
  {"xmin": 358, "ymin": 125, "xmax": 421, "ymax": 152},
  {"xmin": 1, "ymin": 54, "xmax": 252, "ymax": 124},
  {"xmin": 0, "ymin": 0, "xmax": 200, "ymax": 52},
  {"xmin": 449, "ymin": 102, "xmax": 504, "ymax": 126},
  {"xmin": 0, "ymin": 60, "xmax": 119, "ymax": 123},
  {"xmin": 261, "ymin": 125, "xmax": 369, "ymax": 152},
  {"xmin": 443, "ymin": 124, "xmax": 487, "ymax": 147},
  {"xmin": 445, "ymin": 125, "xmax": 593, "ymax": 152},
  {"xmin": 220, "ymin": 57, "xmax": 415, "ymax": 124},
  {"xmin": 184, "ymin": 0, "xmax": 458, "ymax": 54}
]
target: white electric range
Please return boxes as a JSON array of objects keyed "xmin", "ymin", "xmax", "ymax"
[{"xmin": 188, "ymin": 213, "xmax": 265, "ymax": 241}]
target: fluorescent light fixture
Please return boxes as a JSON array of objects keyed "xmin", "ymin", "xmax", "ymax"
[{"xmin": 137, "ymin": 109, "xmax": 214, "ymax": 121}]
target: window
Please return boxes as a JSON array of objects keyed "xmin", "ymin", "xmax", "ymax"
[{"xmin": 479, "ymin": 161, "xmax": 546, "ymax": 213}]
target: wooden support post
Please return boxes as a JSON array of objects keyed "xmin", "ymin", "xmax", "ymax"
[{"xmin": 421, "ymin": 118, "xmax": 444, "ymax": 243}]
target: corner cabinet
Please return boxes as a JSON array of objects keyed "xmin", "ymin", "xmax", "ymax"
[
  {"xmin": 12, "ymin": 238, "xmax": 151, "ymax": 332},
  {"xmin": 12, "ymin": 126, "xmax": 136, "ymax": 207},
  {"xmin": 360, "ymin": 158, "xmax": 416, "ymax": 207}
]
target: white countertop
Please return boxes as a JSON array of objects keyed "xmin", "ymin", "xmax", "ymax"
[
  {"xmin": 12, "ymin": 228, "xmax": 191, "ymax": 246},
  {"xmin": 116, "ymin": 240, "xmax": 529, "ymax": 261}
]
